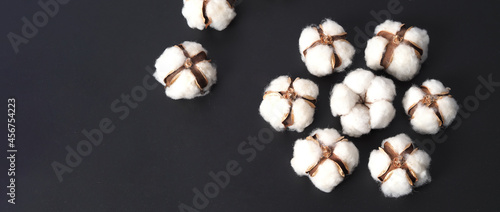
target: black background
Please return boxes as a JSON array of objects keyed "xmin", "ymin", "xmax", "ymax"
[{"xmin": 2, "ymin": 0, "xmax": 500, "ymax": 211}]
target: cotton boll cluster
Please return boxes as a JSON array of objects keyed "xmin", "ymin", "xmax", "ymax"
[
  {"xmin": 154, "ymin": 41, "xmax": 217, "ymax": 100},
  {"xmin": 259, "ymin": 76, "xmax": 319, "ymax": 132},
  {"xmin": 365, "ymin": 20, "xmax": 430, "ymax": 81},
  {"xmin": 368, "ymin": 133, "xmax": 431, "ymax": 198},
  {"xmin": 330, "ymin": 69, "xmax": 396, "ymax": 137},
  {"xmin": 402, "ymin": 79, "xmax": 459, "ymax": 134},
  {"xmin": 182, "ymin": 0, "xmax": 237, "ymax": 31},
  {"xmin": 290, "ymin": 128, "xmax": 359, "ymax": 192},
  {"xmin": 299, "ymin": 19, "xmax": 355, "ymax": 77}
]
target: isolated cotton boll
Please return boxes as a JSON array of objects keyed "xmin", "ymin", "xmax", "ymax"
[
  {"xmin": 365, "ymin": 20, "xmax": 430, "ymax": 81},
  {"xmin": 299, "ymin": 19, "xmax": 355, "ymax": 77},
  {"xmin": 330, "ymin": 69, "xmax": 396, "ymax": 137},
  {"xmin": 181, "ymin": 0, "xmax": 237, "ymax": 31},
  {"xmin": 368, "ymin": 133, "xmax": 431, "ymax": 198},
  {"xmin": 290, "ymin": 128, "xmax": 359, "ymax": 192},
  {"xmin": 259, "ymin": 76, "xmax": 318, "ymax": 132},
  {"xmin": 402, "ymin": 79, "xmax": 459, "ymax": 134},
  {"xmin": 153, "ymin": 41, "xmax": 216, "ymax": 100}
]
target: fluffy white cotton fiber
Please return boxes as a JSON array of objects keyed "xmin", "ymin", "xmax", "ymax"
[
  {"xmin": 365, "ymin": 20, "xmax": 430, "ymax": 81},
  {"xmin": 153, "ymin": 41, "xmax": 217, "ymax": 100},
  {"xmin": 182, "ymin": 0, "xmax": 237, "ymax": 31},
  {"xmin": 402, "ymin": 79, "xmax": 459, "ymax": 134},
  {"xmin": 330, "ymin": 69, "xmax": 396, "ymax": 137},
  {"xmin": 368, "ymin": 133, "xmax": 431, "ymax": 198},
  {"xmin": 291, "ymin": 128, "xmax": 359, "ymax": 192},
  {"xmin": 299, "ymin": 19, "xmax": 355, "ymax": 77},
  {"xmin": 259, "ymin": 76, "xmax": 318, "ymax": 132}
]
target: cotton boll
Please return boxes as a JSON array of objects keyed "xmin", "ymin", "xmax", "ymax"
[
  {"xmin": 402, "ymin": 86, "xmax": 425, "ymax": 114},
  {"xmin": 365, "ymin": 76, "xmax": 396, "ymax": 102},
  {"xmin": 365, "ymin": 36, "xmax": 388, "ymax": 70},
  {"xmin": 403, "ymin": 79, "xmax": 458, "ymax": 134},
  {"xmin": 369, "ymin": 134, "xmax": 432, "ymax": 198},
  {"xmin": 343, "ymin": 69, "xmax": 375, "ymax": 95},
  {"xmin": 312, "ymin": 128, "xmax": 341, "ymax": 146},
  {"xmin": 369, "ymin": 101, "xmax": 395, "ymax": 129},
  {"xmin": 330, "ymin": 69, "xmax": 396, "ymax": 137},
  {"xmin": 365, "ymin": 20, "xmax": 430, "ymax": 81},
  {"xmin": 299, "ymin": 19, "xmax": 354, "ymax": 77},
  {"xmin": 291, "ymin": 139, "xmax": 322, "ymax": 176},
  {"xmin": 380, "ymin": 169, "xmax": 413, "ymax": 198},
  {"xmin": 154, "ymin": 41, "xmax": 216, "ymax": 99},
  {"xmin": 437, "ymin": 97, "xmax": 459, "ymax": 126},
  {"xmin": 411, "ymin": 106, "xmax": 441, "ymax": 134},
  {"xmin": 182, "ymin": 0, "xmax": 236, "ymax": 31},
  {"xmin": 340, "ymin": 104, "xmax": 371, "ymax": 137},
  {"xmin": 289, "ymin": 99, "xmax": 315, "ymax": 133},
  {"xmin": 330, "ymin": 84, "xmax": 359, "ymax": 117},
  {"xmin": 290, "ymin": 128, "xmax": 359, "ymax": 192},
  {"xmin": 309, "ymin": 159, "xmax": 344, "ymax": 192},
  {"xmin": 259, "ymin": 76, "xmax": 318, "ymax": 132},
  {"xmin": 205, "ymin": 0, "xmax": 236, "ymax": 31},
  {"xmin": 368, "ymin": 150, "xmax": 391, "ymax": 180}
]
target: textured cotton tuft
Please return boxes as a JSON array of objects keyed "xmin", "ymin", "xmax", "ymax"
[
  {"xmin": 365, "ymin": 20, "xmax": 430, "ymax": 81},
  {"xmin": 291, "ymin": 128, "xmax": 359, "ymax": 192},
  {"xmin": 259, "ymin": 76, "xmax": 318, "ymax": 132},
  {"xmin": 330, "ymin": 69, "xmax": 396, "ymax": 137},
  {"xmin": 368, "ymin": 133, "xmax": 431, "ymax": 198},
  {"xmin": 402, "ymin": 79, "xmax": 459, "ymax": 134},
  {"xmin": 299, "ymin": 19, "xmax": 355, "ymax": 77},
  {"xmin": 182, "ymin": 0, "xmax": 237, "ymax": 31},
  {"xmin": 153, "ymin": 41, "xmax": 217, "ymax": 100}
]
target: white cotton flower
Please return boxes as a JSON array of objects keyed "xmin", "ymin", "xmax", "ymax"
[
  {"xmin": 368, "ymin": 133, "xmax": 431, "ymax": 198},
  {"xmin": 182, "ymin": 0, "xmax": 237, "ymax": 31},
  {"xmin": 402, "ymin": 79, "xmax": 459, "ymax": 134},
  {"xmin": 365, "ymin": 20, "xmax": 430, "ymax": 81},
  {"xmin": 259, "ymin": 76, "xmax": 318, "ymax": 132},
  {"xmin": 330, "ymin": 69, "xmax": 396, "ymax": 137},
  {"xmin": 299, "ymin": 19, "xmax": 355, "ymax": 77},
  {"xmin": 291, "ymin": 128, "xmax": 359, "ymax": 192},
  {"xmin": 153, "ymin": 41, "xmax": 217, "ymax": 100}
]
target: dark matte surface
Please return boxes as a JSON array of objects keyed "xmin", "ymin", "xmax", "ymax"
[{"xmin": 2, "ymin": 0, "xmax": 500, "ymax": 211}]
